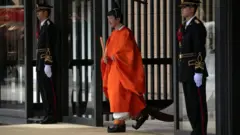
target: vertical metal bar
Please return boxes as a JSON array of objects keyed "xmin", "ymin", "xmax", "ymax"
[
  {"xmin": 150, "ymin": 0, "xmax": 154, "ymax": 100},
  {"xmin": 117, "ymin": 0, "xmax": 121, "ymax": 8},
  {"xmin": 92, "ymin": 0, "xmax": 103, "ymax": 126},
  {"xmin": 25, "ymin": 0, "xmax": 33, "ymax": 119},
  {"xmin": 36, "ymin": 11, "xmax": 40, "ymax": 113},
  {"xmin": 205, "ymin": 0, "xmax": 211, "ymax": 21},
  {"xmin": 202, "ymin": 0, "xmax": 206, "ymax": 21},
  {"xmin": 88, "ymin": 1, "xmax": 93, "ymax": 118},
  {"xmin": 102, "ymin": 0, "xmax": 109, "ymax": 122},
  {"xmin": 212, "ymin": 0, "xmax": 215, "ymax": 49},
  {"xmin": 156, "ymin": 0, "xmax": 161, "ymax": 100},
  {"xmin": 173, "ymin": 0, "xmax": 181, "ymax": 131},
  {"xmin": 89, "ymin": 0, "xmax": 93, "ymax": 120},
  {"xmin": 112, "ymin": 0, "xmax": 118, "ymax": 8},
  {"xmin": 122, "ymin": 0, "xmax": 128, "ymax": 26},
  {"xmin": 162, "ymin": 0, "xmax": 167, "ymax": 99},
  {"xmin": 169, "ymin": 0, "xmax": 173, "ymax": 99},
  {"xmin": 130, "ymin": 0, "xmax": 134, "ymax": 32},
  {"xmin": 102, "ymin": 0, "xmax": 107, "ymax": 49},
  {"xmin": 210, "ymin": 0, "xmax": 213, "ymax": 21},
  {"xmin": 84, "ymin": 0, "xmax": 89, "ymax": 116},
  {"xmin": 90, "ymin": 1, "xmax": 93, "ymax": 60},
  {"xmin": 137, "ymin": 2, "xmax": 141, "ymax": 50},
  {"xmin": 199, "ymin": 0, "xmax": 204, "ymax": 20},
  {"xmin": 58, "ymin": 0, "xmax": 69, "ymax": 118},
  {"xmin": 32, "ymin": 4, "xmax": 40, "ymax": 107},
  {"xmin": 54, "ymin": 0, "xmax": 61, "ymax": 119},
  {"xmin": 144, "ymin": 0, "xmax": 148, "ymax": 100},
  {"xmin": 212, "ymin": 0, "xmax": 215, "ymax": 21},
  {"xmin": 205, "ymin": 0, "xmax": 209, "ymax": 21},
  {"xmin": 106, "ymin": 0, "xmax": 109, "ymax": 43},
  {"xmin": 76, "ymin": 1, "xmax": 83, "ymax": 117},
  {"xmin": 105, "ymin": 0, "xmax": 109, "ymax": 38},
  {"xmin": 108, "ymin": 0, "xmax": 113, "ymax": 35},
  {"xmin": 215, "ymin": 0, "xmax": 231, "ymax": 134},
  {"xmin": 0, "ymin": 76, "xmax": 0, "ymax": 107}
]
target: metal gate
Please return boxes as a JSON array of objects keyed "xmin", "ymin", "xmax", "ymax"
[{"xmin": 28, "ymin": 0, "xmax": 175, "ymax": 125}]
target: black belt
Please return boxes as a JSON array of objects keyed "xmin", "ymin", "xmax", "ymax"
[
  {"xmin": 179, "ymin": 53, "xmax": 196, "ymax": 59},
  {"xmin": 37, "ymin": 48, "xmax": 47, "ymax": 53},
  {"xmin": 178, "ymin": 53, "xmax": 197, "ymax": 66}
]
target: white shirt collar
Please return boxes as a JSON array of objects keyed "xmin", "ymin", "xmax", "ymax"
[
  {"xmin": 186, "ymin": 16, "xmax": 195, "ymax": 27},
  {"xmin": 118, "ymin": 25, "xmax": 125, "ymax": 30},
  {"xmin": 40, "ymin": 19, "xmax": 48, "ymax": 27},
  {"xmin": 115, "ymin": 24, "xmax": 125, "ymax": 31}
]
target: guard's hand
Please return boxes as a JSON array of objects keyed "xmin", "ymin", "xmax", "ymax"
[
  {"xmin": 44, "ymin": 65, "xmax": 52, "ymax": 78},
  {"xmin": 194, "ymin": 73, "xmax": 203, "ymax": 87}
]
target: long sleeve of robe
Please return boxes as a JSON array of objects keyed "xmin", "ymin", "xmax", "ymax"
[{"xmin": 101, "ymin": 27, "xmax": 146, "ymax": 117}]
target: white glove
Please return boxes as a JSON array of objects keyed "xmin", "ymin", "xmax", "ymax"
[
  {"xmin": 194, "ymin": 73, "xmax": 203, "ymax": 87},
  {"xmin": 44, "ymin": 65, "xmax": 52, "ymax": 78}
]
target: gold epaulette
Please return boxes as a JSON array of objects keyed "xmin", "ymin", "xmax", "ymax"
[
  {"xmin": 40, "ymin": 48, "xmax": 53, "ymax": 63},
  {"xmin": 195, "ymin": 52, "xmax": 204, "ymax": 70},
  {"xmin": 195, "ymin": 19, "xmax": 200, "ymax": 24}
]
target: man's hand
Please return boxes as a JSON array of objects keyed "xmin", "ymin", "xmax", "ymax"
[
  {"xmin": 103, "ymin": 56, "xmax": 108, "ymax": 64},
  {"xmin": 44, "ymin": 65, "xmax": 52, "ymax": 78},
  {"xmin": 103, "ymin": 56, "xmax": 115, "ymax": 64},
  {"xmin": 111, "ymin": 56, "xmax": 115, "ymax": 61},
  {"xmin": 194, "ymin": 73, "xmax": 203, "ymax": 87}
]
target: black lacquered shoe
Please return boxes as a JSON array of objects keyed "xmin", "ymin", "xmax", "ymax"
[
  {"xmin": 132, "ymin": 109, "xmax": 149, "ymax": 130},
  {"xmin": 107, "ymin": 124, "xmax": 126, "ymax": 133}
]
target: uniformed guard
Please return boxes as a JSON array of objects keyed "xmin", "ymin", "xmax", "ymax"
[
  {"xmin": 178, "ymin": 0, "xmax": 208, "ymax": 135},
  {"xmin": 36, "ymin": 2, "xmax": 57, "ymax": 124}
]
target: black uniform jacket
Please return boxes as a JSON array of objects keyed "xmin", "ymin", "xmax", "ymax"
[
  {"xmin": 178, "ymin": 17, "xmax": 208, "ymax": 82},
  {"xmin": 36, "ymin": 19, "xmax": 56, "ymax": 71}
]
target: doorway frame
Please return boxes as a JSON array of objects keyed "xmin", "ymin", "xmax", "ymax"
[
  {"xmin": 0, "ymin": 0, "xmax": 34, "ymax": 124},
  {"xmin": 54, "ymin": 0, "xmax": 104, "ymax": 126}
]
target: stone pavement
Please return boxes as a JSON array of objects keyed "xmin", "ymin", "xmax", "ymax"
[{"xmin": 0, "ymin": 121, "xmax": 174, "ymax": 135}]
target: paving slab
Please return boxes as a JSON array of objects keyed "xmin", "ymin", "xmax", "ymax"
[{"xmin": 0, "ymin": 121, "xmax": 174, "ymax": 135}]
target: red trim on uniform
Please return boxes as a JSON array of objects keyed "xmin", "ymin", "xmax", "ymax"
[
  {"xmin": 50, "ymin": 79, "xmax": 57, "ymax": 119},
  {"xmin": 197, "ymin": 87, "xmax": 205, "ymax": 135}
]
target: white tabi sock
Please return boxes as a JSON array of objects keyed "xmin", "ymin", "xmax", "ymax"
[{"xmin": 113, "ymin": 112, "xmax": 129, "ymax": 120}]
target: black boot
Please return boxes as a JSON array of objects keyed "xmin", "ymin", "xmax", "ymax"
[{"xmin": 107, "ymin": 124, "xmax": 126, "ymax": 133}]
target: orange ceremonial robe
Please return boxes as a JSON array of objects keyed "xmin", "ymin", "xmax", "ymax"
[{"xmin": 101, "ymin": 27, "xmax": 146, "ymax": 117}]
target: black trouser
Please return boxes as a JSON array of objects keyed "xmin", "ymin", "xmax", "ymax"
[
  {"xmin": 182, "ymin": 79, "xmax": 208, "ymax": 135},
  {"xmin": 37, "ymin": 70, "xmax": 56, "ymax": 117}
]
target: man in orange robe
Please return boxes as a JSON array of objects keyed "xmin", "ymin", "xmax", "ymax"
[{"xmin": 101, "ymin": 8, "xmax": 149, "ymax": 133}]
